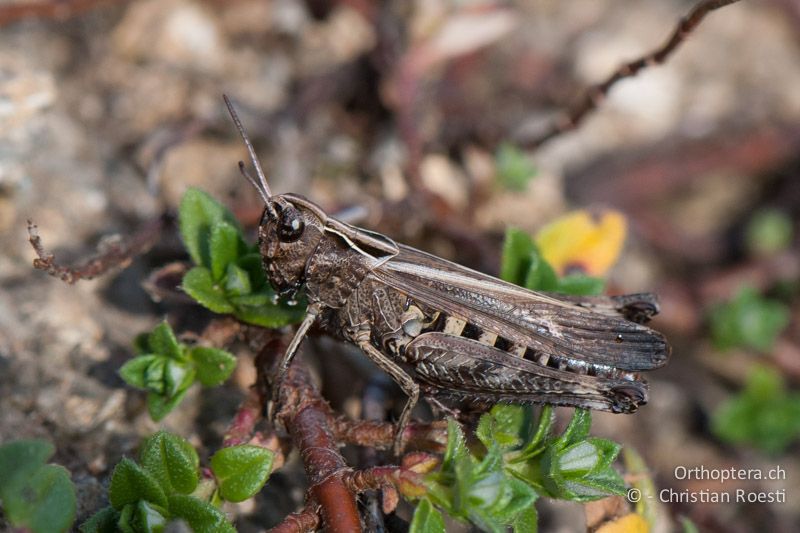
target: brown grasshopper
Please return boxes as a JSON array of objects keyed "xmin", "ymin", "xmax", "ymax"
[{"xmin": 223, "ymin": 96, "xmax": 670, "ymax": 454}]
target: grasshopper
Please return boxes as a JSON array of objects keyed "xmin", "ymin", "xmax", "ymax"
[{"xmin": 223, "ymin": 96, "xmax": 670, "ymax": 454}]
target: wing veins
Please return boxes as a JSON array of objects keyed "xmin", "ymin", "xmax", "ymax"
[{"xmin": 373, "ymin": 245, "xmax": 669, "ymax": 370}]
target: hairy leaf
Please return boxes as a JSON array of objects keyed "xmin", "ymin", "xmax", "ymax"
[
  {"xmin": 147, "ymin": 388, "xmax": 190, "ymax": 422},
  {"xmin": 210, "ymin": 222, "xmax": 245, "ymax": 281},
  {"xmin": 182, "ymin": 266, "xmax": 235, "ymax": 314},
  {"xmin": 210, "ymin": 445, "xmax": 274, "ymax": 502},
  {"xmin": 0, "ymin": 439, "xmax": 54, "ymax": 491},
  {"xmin": 140, "ymin": 432, "xmax": 199, "ymax": 495},
  {"xmin": 168, "ymin": 495, "xmax": 236, "ymax": 533},
  {"xmin": 148, "ymin": 321, "xmax": 183, "ymax": 361},
  {"xmin": 0, "ymin": 464, "xmax": 76, "ymax": 533},
  {"xmin": 190, "ymin": 347, "xmax": 237, "ymax": 387},
  {"xmin": 79, "ymin": 506, "xmax": 119, "ymax": 533},
  {"xmin": 410, "ymin": 498, "xmax": 446, "ymax": 533},
  {"xmin": 109, "ymin": 458, "xmax": 167, "ymax": 510},
  {"xmin": 179, "ymin": 189, "xmax": 240, "ymax": 268},
  {"xmin": 119, "ymin": 355, "xmax": 161, "ymax": 390}
]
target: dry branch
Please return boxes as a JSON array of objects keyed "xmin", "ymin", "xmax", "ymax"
[
  {"xmin": 27, "ymin": 214, "xmax": 171, "ymax": 284},
  {"xmin": 520, "ymin": 0, "xmax": 743, "ymax": 149}
]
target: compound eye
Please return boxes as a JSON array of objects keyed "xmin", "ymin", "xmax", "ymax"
[{"xmin": 277, "ymin": 208, "xmax": 305, "ymax": 243}]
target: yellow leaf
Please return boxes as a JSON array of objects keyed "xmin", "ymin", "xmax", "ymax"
[
  {"xmin": 535, "ymin": 209, "xmax": 627, "ymax": 276},
  {"xmin": 596, "ymin": 513, "xmax": 649, "ymax": 533}
]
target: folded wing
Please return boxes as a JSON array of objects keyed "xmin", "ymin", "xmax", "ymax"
[{"xmin": 372, "ymin": 245, "xmax": 670, "ymax": 371}]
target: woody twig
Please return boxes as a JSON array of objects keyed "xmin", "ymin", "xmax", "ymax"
[
  {"xmin": 27, "ymin": 214, "xmax": 171, "ymax": 284},
  {"xmin": 256, "ymin": 338, "xmax": 362, "ymax": 532},
  {"xmin": 520, "ymin": 0, "xmax": 743, "ymax": 150}
]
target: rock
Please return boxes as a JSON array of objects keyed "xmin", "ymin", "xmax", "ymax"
[{"xmin": 112, "ymin": 0, "xmax": 227, "ymax": 72}]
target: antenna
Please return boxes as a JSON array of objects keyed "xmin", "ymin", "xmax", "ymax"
[
  {"xmin": 223, "ymin": 94, "xmax": 278, "ymax": 218},
  {"xmin": 238, "ymin": 162, "xmax": 269, "ymax": 204}
]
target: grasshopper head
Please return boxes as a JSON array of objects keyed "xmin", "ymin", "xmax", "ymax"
[
  {"xmin": 257, "ymin": 194, "xmax": 326, "ymax": 296},
  {"xmin": 223, "ymin": 95, "xmax": 328, "ymax": 297}
]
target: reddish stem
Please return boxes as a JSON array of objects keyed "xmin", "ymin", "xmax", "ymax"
[
  {"xmin": 223, "ymin": 388, "xmax": 263, "ymax": 448},
  {"xmin": 294, "ymin": 406, "xmax": 362, "ymax": 532},
  {"xmin": 331, "ymin": 416, "xmax": 448, "ymax": 453},
  {"xmin": 267, "ymin": 503, "xmax": 321, "ymax": 533},
  {"xmin": 260, "ymin": 338, "xmax": 363, "ymax": 533}
]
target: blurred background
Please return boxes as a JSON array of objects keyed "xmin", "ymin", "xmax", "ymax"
[{"xmin": 1, "ymin": 0, "xmax": 799, "ymax": 531}]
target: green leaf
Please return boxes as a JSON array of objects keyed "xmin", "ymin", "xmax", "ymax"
[
  {"xmin": 224, "ymin": 263, "xmax": 252, "ymax": 296},
  {"xmin": 232, "ymin": 297, "xmax": 307, "ymax": 328},
  {"xmin": 680, "ymin": 515, "xmax": 700, "ymax": 533},
  {"xmin": 512, "ymin": 506, "xmax": 537, "ymax": 533},
  {"xmin": 117, "ymin": 504, "xmax": 136, "ymax": 533},
  {"xmin": 130, "ymin": 500, "xmax": 168, "ymax": 533},
  {"xmin": 555, "ymin": 274, "xmax": 605, "ymax": 296},
  {"xmin": 147, "ymin": 387, "xmax": 190, "ymax": 422},
  {"xmin": 467, "ymin": 508, "xmax": 507, "ymax": 533},
  {"xmin": 167, "ymin": 494, "xmax": 236, "ymax": 533},
  {"xmin": 210, "ymin": 222, "xmax": 246, "ymax": 281},
  {"xmin": 709, "ymin": 286, "xmax": 790, "ymax": 353},
  {"xmin": 500, "ymin": 228, "xmax": 535, "ymax": 285},
  {"xmin": 410, "ymin": 498, "xmax": 446, "ymax": 533},
  {"xmin": 510, "ymin": 408, "xmax": 626, "ymax": 503},
  {"xmin": 109, "ymin": 458, "xmax": 168, "ymax": 510},
  {"xmin": 501, "ymin": 226, "xmax": 606, "ymax": 295},
  {"xmin": 164, "ymin": 360, "xmax": 195, "ymax": 398},
  {"xmin": 466, "ymin": 468, "xmax": 505, "ymax": 509},
  {"xmin": 541, "ymin": 436, "xmax": 625, "ymax": 502},
  {"xmin": 0, "ymin": 439, "xmax": 54, "ymax": 492},
  {"xmin": 745, "ymin": 208, "xmax": 793, "ymax": 256},
  {"xmin": 476, "ymin": 405, "xmax": 526, "ymax": 451},
  {"xmin": 179, "ymin": 188, "xmax": 240, "ymax": 268},
  {"xmin": 557, "ymin": 467, "xmax": 626, "ymax": 501},
  {"xmin": 135, "ymin": 357, "xmax": 194, "ymax": 399},
  {"xmin": 79, "ymin": 506, "xmax": 120, "ymax": 533},
  {"xmin": 556, "ymin": 409, "xmax": 592, "ymax": 449},
  {"xmin": 148, "ymin": 321, "xmax": 183, "ymax": 361},
  {"xmin": 469, "ymin": 461, "xmax": 505, "ymax": 507},
  {"xmin": 0, "ymin": 463, "xmax": 76, "ymax": 533},
  {"xmin": 516, "ymin": 406, "xmax": 554, "ymax": 460},
  {"xmin": 143, "ymin": 357, "xmax": 168, "ymax": 394},
  {"xmin": 523, "ymin": 252, "xmax": 558, "ymax": 292},
  {"xmin": 442, "ymin": 419, "xmax": 468, "ymax": 472},
  {"xmin": 182, "ymin": 266, "xmax": 235, "ymax": 314},
  {"xmin": 190, "ymin": 347, "xmax": 237, "ymax": 387},
  {"xmin": 586, "ymin": 438, "xmax": 621, "ymax": 471},
  {"xmin": 495, "ymin": 143, "xmax": 537, "ymax": 192},
  {"xmin": 228, "ymin": 292, "xmax": 273, "ymax": 307},
  {"xmin": 489, "ymin": 477, "xmax": 537, "ymax": 524},
  {"xmin": 712, "ymin": 366, "xmax": 800, "ymax": 454},
  {"xmin": 557, "ymin": 440, "xmax": 603, "ymax": 475},
  {"xmin": 140, "ymin": 432, "xmax": 199, "ymax": 495},
  {"xmin": 237, "ymin": 252, "xmax": 267, "ymax": 289},
  {"xmin": 577, "ymin": 467, "xmax": 626, "ymax": 497},
  {"xmin": 424, "ymin": 416, "xmax": 544, "ymax": 531},
  {"xmin": 133, "ymin": 333, "xmax": 151, "ymax": 355},
  {"xmin": 210, "ymin": 445, "xmax": 274, "ymax": 502},
  {"xmin": 556, "ymin": 438, "xmax": 620, "ymax": 478},
  {"xmin": 119, "ymin": 355, "xmax": 161, "ymax": 390}
]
